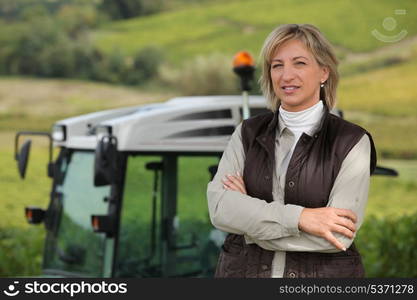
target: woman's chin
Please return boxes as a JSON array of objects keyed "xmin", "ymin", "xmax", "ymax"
[
  {"xmin": 280, "ymin": 99, "xmax": 303, "ymax": 109},
  {"xmin": 280, "ymin": 97, "xmax": 320, "ymax": 111}
]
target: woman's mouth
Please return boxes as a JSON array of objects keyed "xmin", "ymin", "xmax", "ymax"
[{"xmin": 281, "ymin": 85, "xmax": 300, "ymax": 95}]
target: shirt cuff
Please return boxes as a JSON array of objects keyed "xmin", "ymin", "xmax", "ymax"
[{"xmin": 283, "ymin": 204, "xmax": 304, "ymax": 236}]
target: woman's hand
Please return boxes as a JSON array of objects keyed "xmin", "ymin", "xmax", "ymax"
[
  {"xmin": 222, "ymin": 172, "xmax": 247, "ymax": 195},
  {"xmin": 298, "ymin": 207, "xmax": 357, "ymax": 251}
]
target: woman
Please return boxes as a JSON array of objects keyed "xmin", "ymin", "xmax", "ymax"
[{"xmin": 207, "ymin": 24, "xmax": 376, "ymax": 278}]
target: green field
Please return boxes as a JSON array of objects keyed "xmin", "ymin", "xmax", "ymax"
[
  {"xmin": 338, "ymin": 55, "xmax": 417, "ymax": 159},
  {"xmin": 339, "ymin": 56, "xmax": 417, "ymax": 116},
  {"xmin": 93, "ymin": 0, "xmax": 417, "ymax": 63},
  {"xmin": 0, "ymin": 77, "xmax": 173, "ymax": 132}
]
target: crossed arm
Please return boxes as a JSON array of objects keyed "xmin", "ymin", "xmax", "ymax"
[{"xmin": 207, "ymin": 123, "xmax": 371, "ymax": 253}]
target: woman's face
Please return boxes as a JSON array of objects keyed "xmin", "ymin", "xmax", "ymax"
[{"xmin": 270, "ymin": 39, "xmax": 329, "ymax": 112}]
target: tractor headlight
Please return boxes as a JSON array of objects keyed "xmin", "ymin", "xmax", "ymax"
[{"xmin": 52, "ymin": 125, "xmax": 66, "ymax": 142}]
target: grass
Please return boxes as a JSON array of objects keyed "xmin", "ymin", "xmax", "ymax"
[
  {"xmin": 338, "ymin": 36, "xmax": 417, "ymax": 77},
  {"xmin": 367, "ymin": 159, "xmax": 417, "ymax": 218},
  {"xmin": 337, "ymin": 56, "xmax": 417, "ymax": 159},
  {"xmin": 0, "ymin": 77, "xmax": 173, "ymax": 132},
  {"xmin": 344, "ymin": 112, "xmax": 417, "ymax": 159},
  {"xmin": 93, "ymin": 0, "xmax": 417, "ymax": 64},
  {"xmin": 338, "ymin": 57, "xmax": 417, "ymax": 116},
  {"xmin": 0, "ymin": 148, "xmax": 52, "ymax": 229}
]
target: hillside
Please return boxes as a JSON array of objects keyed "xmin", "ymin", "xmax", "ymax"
[
  {"xmin": 93, "ymin": 0, "xmax": 417, "ymax": 64},
  {"xmin": 0, "ymin": 77, "xmax": 173, "ymax": 132}
]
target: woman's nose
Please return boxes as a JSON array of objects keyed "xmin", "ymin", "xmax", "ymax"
[{"xmin": 281, "ymin": 65, "xmax": 296, "ymax": 81}]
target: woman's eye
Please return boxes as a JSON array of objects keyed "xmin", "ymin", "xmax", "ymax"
[
  {"xmin": 296, "ymin": 61, "xmax": 306, "ymax": 65},
  {"xmin": 272, "ymin": 64, "xmax": 283, "ymax": 68}
]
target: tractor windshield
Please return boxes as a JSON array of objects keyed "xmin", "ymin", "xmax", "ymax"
[{"xmin": 43, "ymin": 150, "xmax": 111, "ymax": 277}]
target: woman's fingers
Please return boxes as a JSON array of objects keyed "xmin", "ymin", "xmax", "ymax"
[
  {"xmin": 227, "ymin": 175, "xmax": 245, "ymax": 190},
  {"xmin": 222, "ymin": 177, "xmax": 244, "ymax": 194},
  {"xmin": 331, "ymin": 224, "xmax": 355, "ymax": 239},
  {"xmin": 299, "ymin": 207, "xmax": 354, "ymax": 252},
  {"xmin": 232, "ymin": 173, "xmax": 247, "ymax": 194},
  {"xmin": 334, "ymin": 208, "xmax": 357, "ymax": 223},
  {"xmin": 234, "ymin": 172, "xmax": 245, "ymax": 185},
  {"xmin": 222, "ymin": 173, "xmax": 247, "ymax": 194},
  {"xmin": 335, "ymin": 217, "xmax": 356, "ymax": 233},
  {"xmin": 324, "ymin": 231, "xmax": 346, "ymax": 251}
]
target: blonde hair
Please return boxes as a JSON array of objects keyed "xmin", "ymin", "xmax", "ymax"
[{"xmin": 259, "ymin": 24, "xmax": 339, "ymax": 111}]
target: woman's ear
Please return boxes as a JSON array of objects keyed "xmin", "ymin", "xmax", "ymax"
[{"xmin": 321, "ymin": 66, "xmax": 330, "ymax": 83}]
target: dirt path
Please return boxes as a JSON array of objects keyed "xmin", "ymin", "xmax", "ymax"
[{"xmin": 342, "ymin": 34, "xmax": 417, "ymax": 64}]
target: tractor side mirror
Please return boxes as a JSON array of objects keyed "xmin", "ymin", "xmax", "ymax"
[
  {"xmin": 14, "ymin": 131, "xmax": 53, "ymax": 179},
  {"xmin": 16, "ymin": 140, "xmax": 32, "ymax": 179},
  {"xmin": 94, "ymin": 135, "xmax": 118, "ymax": 186},
  {"xmin": 372, "ymin": 166, "xmax": 398, "ymax": 176}
]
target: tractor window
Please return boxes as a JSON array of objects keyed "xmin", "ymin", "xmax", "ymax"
[
  {"xmin": 175, "ymin": 156, "xmax": 224, "ymax": 277},
  {"xmin": 43, "ymin": 151, "xmax": 110, "ymax": 276},
  {"xmin": 116, "ymin": 154, "xmax": 224, "ymax": 278},
  {"xmin": 115, "ymin": 155, "xmax": 163, "ymax": 277}
]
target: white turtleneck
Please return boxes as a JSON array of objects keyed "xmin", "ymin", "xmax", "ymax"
[
  {"xmin": 278, "ymin": 100, "xmax": 325, "ymax": 172},
  {"xmin": 279, "ymin": 100, "xmax": 325, "ymax": 142}
]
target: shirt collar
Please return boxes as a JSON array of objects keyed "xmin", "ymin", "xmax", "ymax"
[
  {"xmin": 270, "ymin": 101, "xmax": 330, "ymax": 138},
  {"xmin": 277, "ymin": 114, "xmax": 288, "ymax": 137}
]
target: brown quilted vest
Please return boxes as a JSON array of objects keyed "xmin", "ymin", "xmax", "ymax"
[{"xmin": 214, "ymin": 104, "xmax": 377, "ymax": 278}]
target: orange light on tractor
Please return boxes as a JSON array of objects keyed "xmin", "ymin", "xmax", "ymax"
[
  {"xmin": 25, "ymin": 207, "xmax": 45, "ymax": 224},
  {"xmin": 92, "ymin": 216, "xmax": 100, "ymax": 231},
  {"xmin": 233, "ymin": 51, "xmax": 255, "ymax": 68},
  {"xmin": 26, "ymin": 209, "xmax": 33, "ymax": 221},
  {"xmin": 91, "ymin": 214, "xmax": 115, "ymax": 237},
  {"xmin": 232, "ymin": 51, "xmax": 256, "ymax": 120}
]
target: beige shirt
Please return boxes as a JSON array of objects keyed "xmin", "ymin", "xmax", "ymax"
[{"xmin": 207, "ymin": 114, "xmax": 371, "ymax": 278}]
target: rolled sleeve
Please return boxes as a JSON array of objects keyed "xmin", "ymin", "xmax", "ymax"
[{"xmin": 282, "ymin": 204, "xmax": 304, "ymax": 235}]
